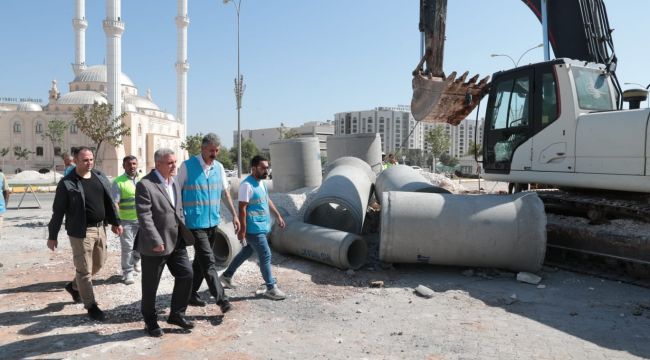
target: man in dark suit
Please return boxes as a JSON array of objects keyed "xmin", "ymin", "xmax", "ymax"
[{"xmin": 135, "ymin": 148, "xmax": 195, "ymax": 337}]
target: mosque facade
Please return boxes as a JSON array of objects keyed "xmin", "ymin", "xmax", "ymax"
[{"xmin": 0, "ymin": 0, "xmax": 189, "ymax": 177}]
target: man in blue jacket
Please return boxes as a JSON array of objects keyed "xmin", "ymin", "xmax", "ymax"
[{"xmin": 177, "ymin": 133, "xmax": 239, "ymax": 313}]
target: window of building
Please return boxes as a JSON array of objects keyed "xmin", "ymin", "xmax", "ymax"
[
  {"xmin": 13, "ymin": 122, "xmax": 21, "ymax": 133},
  {"xmin": 138, "ymin": 147, "xmax": 143, "ymax": 157},
  {"xmin": 70, "ymin": 123, "xmax": 78, "ymax": 134},
  {"xmin": 54, "ymin": 147, "xmax": 62, "ymax": 156},
  {"xmin": 138, "ymin": 123, "xmax": 142, "ymax": 135},
  {"xmin": 35, "ymin": 122, "xmax": 43, "ymax": 133},
  {"xmin": 36, "ymin": 147, "xmax": 44, "ymax": 156}
]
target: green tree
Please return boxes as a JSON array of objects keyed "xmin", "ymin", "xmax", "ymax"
[
  {"xmin": 181, "ymin": 132, "xmax": 204, "ymax": 157},
  {"xmin": 217, "ymin": 147, "xmax": 233, "ymax": 169},
  {"xmin": 466, "ymin": 140, "xmax": 483, "ymax": 159},
  {"xmin": 439, "ymin": 153, "xmax": 459, "ymax": 167},
  {"xmin": 277, "ymin": 123, "xmax": 300, "ymax": 140},
  {"xmin": 424, "ymin": 126, "xmax": 450, "ymax": 173},
  {"xmin": 230, "ymin": 139, "xmax": 259, "ymax": 173},
  {"xmin": 73, "ymin": 102, "xmax": 130, "ymax": 167},
  {"xmin": 0, "ymin": 147, "xmax": 10, "ymax": 171},
  {"xmin": 42, "ymin": 118, "xmax": 69, "ymax": 177},
  {"xmin": 13, "ymin": 146, "xmax": 34, "ymax": 170}
]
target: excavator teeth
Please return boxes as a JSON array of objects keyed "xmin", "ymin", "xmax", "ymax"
[
  {"xmin": 467, "ymin": 74, "xmax": 479, "ymax": 85},
  {"xmin": 445, "ymin": 71, "xmax": 457, "ymax": 82},
  {"xmin": 456, "ymin": 71, "xmax": 469, "ymax": 83},
  {"xmin": 477, "ymin": 76, "xmax": 490, "ymax": 87}
]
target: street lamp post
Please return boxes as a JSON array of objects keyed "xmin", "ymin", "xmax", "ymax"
[
  {"xmin": 490, "ymin": 43, "xmax": 544, "ymax": 68},
  {"xmin": 224, "ymin": 0, "xmax": 245, "ymax": 177},
  {"xmin": 624, "ymin": 82, "xmax": 650, "ymax": 108}
]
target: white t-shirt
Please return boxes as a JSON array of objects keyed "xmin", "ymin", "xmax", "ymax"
[{"xmin": 238, "ymin": 179, "xmax": 267, "ymax": 203}]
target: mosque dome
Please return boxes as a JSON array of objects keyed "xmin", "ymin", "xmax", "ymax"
[
  {"xmin": 124, "ymin": 94, "xmax": 159, "ymax": 110},
  {"xmin": 57, "ymin": 91, "xmax": 108, "ymax": 105},
  {"xmin": 16, "ymin": 102, "xmax": 43, "ymax": 112},
  {"xmin": 73, "ymin": 65, "xmax": 135, "ymax": 87}
]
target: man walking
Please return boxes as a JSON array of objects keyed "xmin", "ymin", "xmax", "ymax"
[
  {"xmin": 220, "ymin": 155, "xmax": 287, "ymax": 300},
  {"xmin": 177, "ymin": 133, "xmax": 239, "ymax": 313},
  {"xmin": 47, "ymin": 146, "xmax": 122, "ymax": 321},
  {"xmin": 63, "ymin": 150, "xmax": 76, "ymax": 176},
  {"xmin": 136, "ymin": 148, "xmax": 195, "ymax": 337},
  {"xmin": 112, "ymin": 155, "xmax": 142, "ymax": 285}
]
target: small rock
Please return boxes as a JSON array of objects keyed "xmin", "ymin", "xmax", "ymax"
[
  {"xmin": 369, "ymin": 280, "xmax": 384, "ymax": 288},
  {"xmin": 461, "ymin": 269, "xmax": 474, "ymax": 277},
  {"xmin": 632, "ymin": 309, "xmax": 643, "ymax": 316},
  {"xmin": 505, "ymin": 294, "xmax": 518, "ymax": 305},
  {"xmin": 356, "ymin": 309, "xmax": 362, "ymax": 314},
  {"xmin": 516, "ymin": 272, "xmax": 542, "ymax": 285},
  {"xmin": 570, "ymin": 311, "xmax": 578, "ymax": 316},
  {"xmin": 414, "ymin": 285, "xmax": 435, "ymax": 298},
  {"xmin": 346, "ymin": 269, "xmax": 355, "ymax": 276},
  {"xmin": 588, "ymin": 287, "xmax": 595, "ymax": 291},
  {"xmin": 537, "ymin": 284, "xmax": 546, "ymax": 289}
]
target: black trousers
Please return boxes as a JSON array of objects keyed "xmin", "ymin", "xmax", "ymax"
[
  {"xmin": 140, "ymin": 245, "xmax": 193, "ymax": 323},
  {"xmin": 191, "ymin": 227, "xmax": 227, "ymax": 304}
]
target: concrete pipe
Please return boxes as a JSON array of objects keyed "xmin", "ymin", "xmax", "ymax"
[
  {"xmin": 327, "ymin": 133, "xmax": 383, "ymax": 174},
  {"xmin": 304, "ymin": 157, "xmax": 376, "ymax": 234},
  {"xmin": 375, "ymin": 165, "xmax": 451, "ymax": 203},
  {"xmin": 379, "ymin": 192, "xmax": 547, "ymax": 272},
  {"xmin": 271, "ymin": 218, "xmax": 368, "ymax": 270},
  {"xmin": 211, "ymin": 221, "xmax": 243, "ymax": 269},
  {"xmin": 228, "ymin": 177, "xmax": 273, "ymax": 200},
  {"xmin": 269, "ymin": 137, "xmax": 322, "ymax": 193}
]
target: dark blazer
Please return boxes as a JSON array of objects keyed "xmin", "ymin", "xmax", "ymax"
[
  {"xmin": 48, "ymin": 169, "xmax": 120, "ymax": 240},
  {"xmin": 135, "ymin": 170, "xmax": 195, "ymax": 256}
]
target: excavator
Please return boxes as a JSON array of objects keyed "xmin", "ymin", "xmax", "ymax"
[{"xmin": 412, "ymin": 0, "xmax": 650, "ymax": 268}]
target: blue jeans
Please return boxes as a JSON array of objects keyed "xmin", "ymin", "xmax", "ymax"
[{"xmin": 223, "ymin": 233, "xmax": 276, "ymax": 290}]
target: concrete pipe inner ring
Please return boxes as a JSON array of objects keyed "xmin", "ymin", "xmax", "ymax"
[{"xmin": 304, "ymin": 201, "xmax": 359, "ymax": 234}]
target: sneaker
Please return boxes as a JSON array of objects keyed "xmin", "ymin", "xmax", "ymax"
[
  {"xmin": 134, "ymin": 261, "xmax": 141, "ymax": 273},
  {"xmin": 123, "ymin": 272, "xmax": 135, "ymax": 285},
  {"xmin": 64, "ymin": 282, "xmax": 82, "ymax": 303},
  {"xmin": 219, "ymin": 274, "xmax": 237, "ymax": 289},
  {"xmin": 87, "ymin": 304, "xmax": 106, "ymax": 321},
  {"xmin": 263, "ymin": 285, "xmax": 286, "ymax": 300}
]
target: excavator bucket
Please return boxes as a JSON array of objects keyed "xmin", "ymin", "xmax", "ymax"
[{"xmin": 411, "ymin": 71, "xmax": 490, "ymax": 125}]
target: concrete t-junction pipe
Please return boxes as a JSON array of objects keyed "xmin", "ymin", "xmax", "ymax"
[
  {"xmin": 379, "ymin": 191, "xmax": 547, "ymax": 272},
  {"xmin": 375, "ymin": 165, "xmax": 451, "ymax": 203},
  {"xmin": 271, "ymin": 217, "xmax": 368, "ymax": 270},
  {"xmin": 303, "ymin": 157, "xmax": 376, "ymax": 234},
  {"xmin": 211, "ymin": 221, "xmax": 243, "ymax": 269}
]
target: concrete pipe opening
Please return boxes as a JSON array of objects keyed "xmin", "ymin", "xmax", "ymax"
[
  {"xmin": 211, "ymin": 223, "xmax": 241, "ymax": 269},
  {"xmin": 345, "ymin": 236, "xmax": 368, "ymax": 270},
  {"xmin": 304, "ymin": 201, "xmax": 359, "ymax": 234}
]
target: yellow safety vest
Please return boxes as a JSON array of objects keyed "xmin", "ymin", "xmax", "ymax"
[{"xmin": 115, "ymin": 174, "xmax": 141, "ymax": 221}]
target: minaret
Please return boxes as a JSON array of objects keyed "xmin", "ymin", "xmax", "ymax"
[
  {"xmin": 72, "ymin": 0, "xmax": 88, "ymax": 76},
  {"xmin": 176, "ymin": 0, "xmax": 189, "ymax": 137},
  {"xmin": 103, "ymin": 0, "xmax": 124, "ymax": 120}
]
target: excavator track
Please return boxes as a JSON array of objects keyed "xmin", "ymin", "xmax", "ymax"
[{"xmin": 534, "ymin": 189, "xmax": 650, "ymax": 278}]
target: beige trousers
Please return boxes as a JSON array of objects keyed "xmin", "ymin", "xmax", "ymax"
[{"xmin": 69, "ymin": 226, "xmax": 107, "ymax": 308}]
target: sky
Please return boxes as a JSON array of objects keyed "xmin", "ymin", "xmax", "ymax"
[{"xmin": 1, "ymin": 0, "xmax": 649, "ymax": 148}]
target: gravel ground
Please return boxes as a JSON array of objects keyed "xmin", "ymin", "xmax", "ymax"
[{"xmin": 1, "ymin": 189, "xmax": 649, "ymax": 359}]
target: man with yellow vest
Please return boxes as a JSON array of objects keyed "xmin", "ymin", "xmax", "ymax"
[
  {"xmin": 177, "ymin": 133, "xmax": 240, "ymax": 314},
  {"xmin": 112, "ymin": 155, "xmax": 143, "ymax": 285}
]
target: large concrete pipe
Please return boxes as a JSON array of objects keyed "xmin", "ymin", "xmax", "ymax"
[
  {"xmin": 211, "ymin": 222, "xmax": 243, "ymax": 269},
  {"xmin": 271, "ymin": 218, "xmax": 368, "ymax": 270},
  {"xmin": 379, "ymin": 192, "xmax": 547, "ymax": 272},
  {"xmin": 375, "ymin": 165, "xmax": 451, "ymax": 203},
  {"xmin": 327, "ymin": 133, "xmax": 383, "ymax": 174},
  {"xmin": 304, "ymin": 157, "xmax": 376, "ymax": 234},
  {"xmin": 269, "ymin": 137, "xmax": 322, "ymax": 193}
]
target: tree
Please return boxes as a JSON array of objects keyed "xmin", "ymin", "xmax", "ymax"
[
  {"xmin": 439, "ymin": 153, "xmax": 459, "ymax": 167},
  {"xmin": 42, "ymin": 118, "xmax": 69, "ymax": 178},
  {"xmin": 424, "ymin": 126, "xmax": 450, "ymax": 173},
  {"xmin": 277, "ymin": 123, "xmax": 300, "ymax": 140},
  {"xmin": 230, "ymin": 139, "xmax": 259, "ymax": 173},
  {"xmin": 0, "ymin": 147, "xmax": 9, "ymax": 171},
  {"xmin": 181, "ymin": 132, "xmax": 204, "ymax": 157},
  {"xmin": 13, "ymin": 146, "xmax": 34, "ymax": 170},
  {"xmin": 73, "ymin": 102, "xmax": 130, "ymax": 166},
  {"xmin": 466, "ymin": 140, "xmax": 483, "ymax": 159},
  {"xmin": 217, "ymin": 147, "xmax": 233, "ymax": 169}
]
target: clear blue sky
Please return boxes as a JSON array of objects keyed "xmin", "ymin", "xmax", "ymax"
[{"xmin": 2, "ymin": 0, "xmax": 649, "ymax": 148}]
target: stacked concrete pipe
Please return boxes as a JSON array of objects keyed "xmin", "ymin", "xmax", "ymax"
[
  {"xmin": 379, "ymin": 191, "xmax": 547, "ymax": 272},
  {"xmin": 271, "ymin": 218, "xmax": 368, "ymax": 270},
  {"xmin": 211, "ymin": 221, "xmax": 243, "ymax": 269},
  {"xmin": 269, "ymin": 137, "xmax": 323, "ymax": 193},
  {"xmin": 327, "ymin": 133, "xmax": 383, "ymax": 174},
  {"xmin": 303, "ymin": 156, "xmax": 376, "ymax": 234},
  {"xmin": 375, "ymin": 165, "xmax": 451, "ymax": 203}
]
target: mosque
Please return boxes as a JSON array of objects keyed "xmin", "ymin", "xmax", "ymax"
[{"xmin": 0, "ymin": 0, "xmax": 189, "ymax": 177}]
